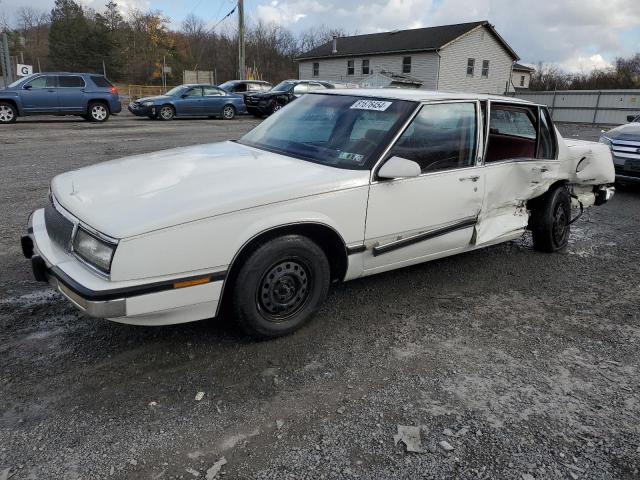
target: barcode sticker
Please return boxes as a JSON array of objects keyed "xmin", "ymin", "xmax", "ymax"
[{"xmin": 350, "ymin": 100, "xmax": 393, "ymax": 111}]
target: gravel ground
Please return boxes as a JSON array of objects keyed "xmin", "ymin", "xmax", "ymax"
[{"xmin": 1, "ymin": 115, "xmax": 639, "ymax": 479}]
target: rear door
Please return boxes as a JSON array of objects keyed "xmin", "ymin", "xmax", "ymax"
[
  {"xmin": 57, "ymin": 75, "xmax": 87, "ymax": 112},
  {"xmin": 476, "ymin": 102, "xmax": 559, "ymax": 244},
  {"xmin": 20, "ymin": 75, "xmax": 59, "ymax": 113},
  {"xmin": 201, "ymin": 86, "xmax": 227, "ymax": 115}
]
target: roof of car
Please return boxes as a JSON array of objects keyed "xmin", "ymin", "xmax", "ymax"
[
  {"xmin": 320, "ymin": 88, "xmax": 536, "ymax": 104},
  {"xmin": 224, "ymin": 79, "xmax": 271, "ymax": 84}
]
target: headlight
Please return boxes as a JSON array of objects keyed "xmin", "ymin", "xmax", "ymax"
[
  {"xmin": 142, "ymin": 101, "xmax": 154, "ymax": 107},
  {"xmin": 73, "ymin": 228, "xmax": 117, "ymax": 274},
  {"xmin": 599, "ymin": 136, "xmax": 612, "ymax": 148}
]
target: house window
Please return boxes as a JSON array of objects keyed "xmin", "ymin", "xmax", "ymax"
[
  {"xmin": 481, "ymin": 60, "xmax": 490, "ymax": 78},
  {"xmin": 347, "ymin": 60, "xmax": 354, "ymax": 75},
  {"xmin": 362, "ymin": 59, "xmax": 370, "ymax": 75},
  {"xmin": 313, "ymin": 62, "xmax": 319, "ymax": 77},
  {"xmin": 520, "ymin": 75, "xmax": 525, "ymax": 87},
  {"xmin": 402, "ymin": 56, "xmax": 411, "ymax": 73},
  {"xmin": 467, "ymin": 58, "xmax": 475, "ymax": 76}
]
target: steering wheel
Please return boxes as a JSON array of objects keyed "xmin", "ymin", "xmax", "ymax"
[{"xmin": 420, "ymin": 156, "xmax": 457, "ymax": 172}]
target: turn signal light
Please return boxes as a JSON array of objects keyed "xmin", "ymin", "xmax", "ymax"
[{"xmin": 173, "ymin": 277, "xmax": 210, "ymax": 289}]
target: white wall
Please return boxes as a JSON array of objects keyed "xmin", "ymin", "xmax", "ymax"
[
  {"xmin": 438, "ymin": 25, "xmax": 515, "ymax": 94},
  {"xmin": 298, "ymin": 51, "xmax": 439, "ymax": 90},
  {"xmin": 510, "ymin": 71, "xmax": 531, "ymax": 91}
]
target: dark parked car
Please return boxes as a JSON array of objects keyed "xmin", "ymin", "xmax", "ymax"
[
  {"xmin": 0, "ymin": 72, "xmax": 121, "ymax": 124},
  {"xmin": 128, "ymin": 84, "xmax": 246, "ymax": 120},
  {"xmin": 599, "ymin": 114, "xmax": 640, "ymax": 182},
  {"xmin": 218, "ymin": 80, "xmax": 272, "ymax": 97},
  {"xmin": 243, "ymin": 80, "xmax": 336, "ymax": 117}
]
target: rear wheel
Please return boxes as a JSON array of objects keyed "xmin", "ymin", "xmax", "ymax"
[
  {"xmin": 0, "ymin": 102, "xmax": 18, "ymax": 124},
  {"xmin": 222, "ymin": 105, "xmax": 236, "ymax": 120},
  {"xmin": 158, "ymin": 104, "xmax": 175, "ymax": 121},
  {"xmin": 530, "ymin": 185, "xmax": 571, "ymax": 252},
  {"xmin": 232, "ymin": 235, "xmax": 330, "ymax": 338},
  {"xmin": 88, "ymin": 102, "xmax": 110, "ymax": 122}
]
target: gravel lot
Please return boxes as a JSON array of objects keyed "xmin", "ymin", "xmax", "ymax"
[{"xmin": 1, "ymin": 115, "xmax": 639, "ymax": 479}]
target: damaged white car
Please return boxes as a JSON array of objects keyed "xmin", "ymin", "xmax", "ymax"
[{"xmin": 22, "ymin": 90, "xmax": 615, "ymax": 337}]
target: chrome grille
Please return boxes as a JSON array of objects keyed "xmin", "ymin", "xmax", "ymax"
[
  {"xmin": 611, "ymin": 139, "xmax": 640, "ymax": 161},
  {"xmin": 44, "ymin": 201, "xmax": 74, "ymax": 251}
]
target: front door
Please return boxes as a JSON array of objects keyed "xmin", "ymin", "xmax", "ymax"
[
  {"xmin": 177, "ymin": 87, "xmax": 203, "ymax": 115},
  {"xmin": 56, "ymin": 75, "xmax": 87, "ymax": 112},
  {"xmin": 20, "ymin": 75, "xmax": 59, "ymax": 113},
  {"xmin": 364, "ymin": 101, "xmax": 484, "ymax": 274}
]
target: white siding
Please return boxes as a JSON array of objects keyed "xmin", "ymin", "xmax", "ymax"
[
  {"xmin": 438, "ymin": 25, "xmax": 515, "ymax": 94},
  {"xmin": 298, "ymin": 52, "xmax": 439, "ymax": 90},
  {"xmin": 510, "ymin": 71, "xmax": 531, "ymax": 91}
]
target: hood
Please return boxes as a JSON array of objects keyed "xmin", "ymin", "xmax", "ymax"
[
  {"xmin": 247, "ymin": 90, "xmax": 286, "ymax": 99},
  {"xmin": 136, "ymin": 95, "xmax": 173, "ymax": 103},
  {"xmin": 51, "ymin": 141, "xmax": 369, "ymax": 239},
  {"xmin": 604, "ymin": 122, "xmax": 640, "ymax": 141}
]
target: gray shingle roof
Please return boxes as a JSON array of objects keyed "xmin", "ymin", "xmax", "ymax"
[
  {"xmin": 296, "ymin": 21, "xmax": 518, "ymax": 61},
  {"xmin": 513, "ymin": 62, "xmax": 535, "ymax": 72}
]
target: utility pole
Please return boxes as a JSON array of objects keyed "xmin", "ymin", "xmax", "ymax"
[{"xmin": 237, "ymin": 0, "xmax": 245, "ymax": 80}]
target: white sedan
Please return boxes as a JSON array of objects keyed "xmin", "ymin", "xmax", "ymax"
[{"xmin": 22, "ymin": 90, "xmax": 615, "ymax": 337}]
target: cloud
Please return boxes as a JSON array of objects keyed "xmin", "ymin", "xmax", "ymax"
[
  {"xmin": 559, "ymin": 54, "xmax": 614, "ymax": 73},
  {"xmin": 252, "ymin": 0, "xmax": 640, "ymax": 71}
]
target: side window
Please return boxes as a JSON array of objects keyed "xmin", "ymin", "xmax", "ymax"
[
  {"xmin": 234, "ymin": 83, "xmax": 247, "ymax": 92},
  {"xmin": 402, "ymin": 56, "xmax": 411, "ymax": 73},
  {"xmin": 203, "ymin": 87, "xmax": 223, "ymax": 96},
  {"xmin": 387, "ymin": 102, "xmax": 477, "ymax": 173},
  {"xmin": 537, "ymin": 107, "xmax": 557, "ymax": 159},
  {"xmin": 362, "ymin": 59, "xmax": 370, "ymax": 75},
  {"xmin": 481, "ymin": 60, "xmax": 489, "ymax": 78},
  {"xmin": 467, "ymin": 58, "xmax": 475, "ymax": 77},
  {"xmin": 313, "ymin": 62, "xmax": 319, "ymax": 77},
  {"xmin": 248, "ymin": 83, "xmax": 261, "ymax": 91},
  {"xmin": 347, "ymin": 60, "xmax": 354, "ymax": 75},
  {"xmin": 485, "ymin": 104, "xmax": 538, "ymax": 162},
  {"xmin": 184, "ymin": 87, "xmax": 203, "ymax": 97},
  {"xmin": 293, "ymin": 83, "xmax": 308, "ymax": 94},
  {"xmin": 58, "ymin": 76, "xmax": 85, "ymax": 87},
  {"xmin": 308, "ymin": 82, "xmax": 326, "ymax": 91},
  {"xmin": 90, "ymin": 75, "xmax": 112, "ymax": 88},
  {"xmin": 26, "ymin": 76, "xmax": 56, "ymax": 88}
]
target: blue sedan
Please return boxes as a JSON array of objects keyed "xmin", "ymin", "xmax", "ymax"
[{"xmin": 128, "ymin": 84, "xmax": 246, "ymax": 120}]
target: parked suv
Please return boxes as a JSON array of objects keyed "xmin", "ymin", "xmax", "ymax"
[
  {"xmin": 244, "ymin": 79, "xmax": 335, "ymax": 117},
  {"xmin": 218, "ymin": 80, "xmax": 272, "ymax": 98},
  {"xmin": 0, "ymin": 72, "xmax": 121, "ymax": 124}
]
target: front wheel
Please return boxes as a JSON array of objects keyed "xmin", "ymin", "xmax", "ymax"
[
  {"xmin": 158, "ymin": 105, "xmax": 175, "ymax": 121},
  {"xmin": 0, "ymin": 102, "xmax": 18, "ymax": 124},
  {"xmin": 232, "ymin": 235, "xmax": 330, "ymax": 338},
  {"xmin": 88, "ymin": 102, "xmax": 110, "ymax": 122},
  {"xmin": 530, "ymin": 185, "xmax": 571, "ymax": 252}
]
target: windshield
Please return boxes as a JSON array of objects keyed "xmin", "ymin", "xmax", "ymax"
[
  {"xmin": 238, "ymin": 94, "xmax": 417, "ymax": 170},
  {"xmin": 7, "ymin": 75, "xmax": 33, "ymax": 88},
  {"xmin": 165, "ymin": 86, "xmax": 187, "ymax": 96},
  {"xmin": 218, "ymin": 81, "xmax": 234, "ymax": 91},
  {"xmin": 271, "ymin": 81, "xmax": 295, "ymax": 92}
]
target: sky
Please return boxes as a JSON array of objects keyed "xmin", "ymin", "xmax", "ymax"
[{"xmin": 1, "ymin": 0, "xmax": 639, "ymax": 72}]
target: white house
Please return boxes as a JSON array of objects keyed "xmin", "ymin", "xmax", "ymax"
[
  {"xmin": 296, "ymin": 21, "xmax": 520, "ymax": 95},
  {"xmin": 510, "ymin": 63, "xmax": 535, "ymax": 91}
]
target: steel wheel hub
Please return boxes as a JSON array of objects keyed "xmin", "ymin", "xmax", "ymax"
[
  {"xmin": 257, "ymin": 260, "xmax": 310, "ymax": 321},
  {"xmin": 223, "ymin": 107, "xmax": 234, "ymax": 119},
  {"xmin": 0, "ymin": 105, "xmax": 14, "ymax": 121},
  {"xmin": 161, "ymin": 107, "xmax": 172, "ymax": 119},
  {"xmin": 552, "ymin": 204, "xmax": 568, "ymax": 245}
]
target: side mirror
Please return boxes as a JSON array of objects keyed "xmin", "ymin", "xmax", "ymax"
[
  {"xmin": 627, "ymin": 115, "xmax": 638, "ymax": 123},
  {"xmin": 181, "ymin": 93, "xmax": 189, "ymax": 98},
  {"xmin": 23, "ymin": 84, "xmax": 32, "ymax": 90},
  {"xmin": 378, "ymin": 156, "xmax": 421, "ymax": 179}
]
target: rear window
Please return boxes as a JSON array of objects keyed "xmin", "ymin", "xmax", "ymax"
[
  {"xmin": 58, "ymin": 76, "xmax": 85, "ymax": 88},
  {"xmin": 90, "ymin": 76, "xmax": 113, "ymax": 88}
]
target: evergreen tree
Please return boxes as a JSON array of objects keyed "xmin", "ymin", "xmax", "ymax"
[{"xmin": 48, "ymin": 0, "xmax": 90, "ymax": 70}]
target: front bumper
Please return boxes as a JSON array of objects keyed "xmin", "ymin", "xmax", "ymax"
[
  {"xmin": 22, "ymin": 209, "xmax": 225, "ymax": 325},
  {"xmin": 613, "ymin": 155, "xmax": 640, "ymax": 182},
  {"xmin": 128, "ymin": 102, "xmax": 155, "ymax": 117}
]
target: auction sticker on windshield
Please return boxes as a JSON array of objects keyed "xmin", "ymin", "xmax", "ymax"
[{"xmin": 350, "ymin": 100, "xmax": 393, "ymax": 111}]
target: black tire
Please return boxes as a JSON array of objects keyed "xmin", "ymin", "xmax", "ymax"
[
  {"xmin": 221, "ymin": 104, "xmax": 236, "ymax": 120},
  {"xmin": 87, "ymin": 102, "xmax": 110, "ymax": 122},
  {"xmin": 232, "ymin": 235, "xmax": 330, "ymax": 338},
  {"xmin": 530, "ymin": 185, "xmax": 571, "ymax": 252},
  {"xmin": 158, "ymin": 104, "xmax": 175, "ymax": 121},
  {"xmin": 0, "ymin": 101, "xmax": 18, "ymax": 124}
]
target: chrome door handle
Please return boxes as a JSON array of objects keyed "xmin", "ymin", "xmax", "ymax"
[{"xmin": 459, "ymin": 175, "xmax": 480, "ymax": 182}]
